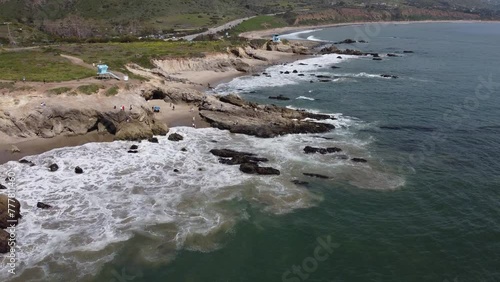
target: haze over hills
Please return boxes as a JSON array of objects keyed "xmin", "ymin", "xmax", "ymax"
[{"xmin": 0, "ymin": 0, "xmax": 499, "ymax": 41}]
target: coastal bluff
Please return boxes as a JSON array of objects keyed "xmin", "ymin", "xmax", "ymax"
[{"xmin": 0, "ymin": 88, "xmax": 169, "ymax": 143}]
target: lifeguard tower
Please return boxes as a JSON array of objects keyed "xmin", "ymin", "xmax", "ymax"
[
  {"xmin": 272, "ymin": 34, "xmax": 281, "ymax": 43},
  {"xmin": 96, "ymin": 64, "xmax": 120, "ymax": 80}
]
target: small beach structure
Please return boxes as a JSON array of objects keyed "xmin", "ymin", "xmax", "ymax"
[
  {"xmin": 96, "ymin": 64, "xmax": 120, "ymax": 80},
  {"xmin": 272, "ymin": 34, "xmax": 281, "ymax": 43}
]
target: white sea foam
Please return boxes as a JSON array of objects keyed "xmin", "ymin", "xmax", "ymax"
[
  {"xmin": 296, "ymin": 96, "xmax": 315, "ymax": 101},
  {"xmin": 214, "ymin": 54, "xmax": 358, "ymax": 94},
  {"xmin": 306, "ymin": 35, "xmax": 325, "ymax": 42},
  {"xmin": 0, "ymin": 126, "xmax": 404, "ymax": 281},
  {"xmin": 280, "ymin": 29, "xmax": 321, "ymax": 40},
  {"xmin": 0, "ymin": 125, "xmax": 404, "ymax": 281}
]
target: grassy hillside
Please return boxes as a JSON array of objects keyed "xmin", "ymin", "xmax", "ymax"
[{"xmin": 0, "ymin": 0, "xmax": 498, "ymax": 43}]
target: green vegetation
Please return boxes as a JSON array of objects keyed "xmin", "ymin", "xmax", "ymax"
[
  {"xmin": 231, "ymin": 16, "xmax": 288, "ymax": 34},
  {"xmin": 48, "ymin": 87, "xmax": 72, "ymax": 95},
  {"xmin": 77, "ymin": 84, "xmax": 101, "ymax": 95},
  {"xmin": 0, "ymin": 50, "xmax": 95, "ymax": 82},
  {"xmin": 56, "ymin": 41, "xmax": 235, "ymax": 71},
  {"xmin": 105, "ymin": 85, "xmax": 119, "ymax": 96}
]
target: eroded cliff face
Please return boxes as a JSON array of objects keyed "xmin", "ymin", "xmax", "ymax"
[
  {"xmin": 294, "ymin": 7, "xmax": 480, "ymax": 25},
  {"xmin": 152, "ymin": 53, "xmax": 248, "ymax": 73},
  {"xmin": 0, "ymin": 86, "xmax": 169, "ymax": 143}
]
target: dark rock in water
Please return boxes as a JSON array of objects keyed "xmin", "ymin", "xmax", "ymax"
[
  {"xmin": 358, "ymin": 40, "xmax": 367, "ymax": 43},
  {"xmin": 381, "ymin": 74, "xmax": 398, "ymax": 79},
  {"xmin": 310, "ymin": 80, "xmax": 314, "ymax": 83},
  {"xmin": 387, "ymin": 53, "xmax": 398, "ymax": 57},
  {"xmin": 292, "ymin": 180, "xmax": 309, "ymax": 186},
  {"xmin": 280, "ymin": 71, "xmax": 284, "ymax": 74},
  {"xmin": 284, "ymin": 71, "xmax": 290, "ymax": 74},
  {"xmin": 219, "ymin": 155, "xmax": 268, "ymax": 165},
  {"xmin": 240, "ymin": 163, "xmax": 280, "ymax": 175},
  {"xmin": 334, "ymin": 38, "xmax": 356, "ymax": 44},
  {"xmin": 367, "ymin": 53, "xmax": 379, "ymax": 58},
  {"xmin": 210, "ymin": 149, "xmax": 255, "ymax": 158},
  {"xmin": 173, "ymin": 169, "xmax": 180, "ymax": 173},
  {"xmin": 337, "ymin": 56, "xmax": 342, "ymax": 59},
  {"xmin": 299, "ymin": 63, "xmax": 308, "ymax": 66},
  {"xmin": 316, "ymin": 75, "xmax": 331, "ymax": 79},
  {"xmin": 130, "ymin": 145, "xmax": 139, "ymax": 150},
  {"xmin": 198, "ymin": 168, "xmax": 204, "ymax": 171},
  {"xmin": 269, "ymin": 95, "xmax": 290, "ymax": 101},
  {"xmin": 19, "ymin": 159, "xmax": 35, "ymax": 166},
  {"xmin": 298, "ymin": 74, "xmax": 305, "ymax": 76},
  {"xmin": 37, "ymin": 202, "xmax": 52, "ymax": 209},
  {"xmin": 319, "ymin": 80, "xmax": 331, "ymax": 82},
  {"xmin": 331, "ymin": 66, "xmax": 340, "ymax": 69},
  {"xmin": 403, "ymin": 50, "xmax": 414, "ymax": 53},
  {"xmin": 0, "ymin": 184, "xmax": 6, "ymax": 190},
  {"xmin": 75, "ymin": 166, "xmax": 84, "ymax": 174},
  {"xmin": 127, "ymin": 150, "xmax": 138, "ymax": 154},
  {"xmin": 304, "ymin": 146, "xmax": 342, "ymax": 154},
  {"xmin": 168, "ymin": 133, "xmax": 184, "ymax": 141},
  {"xmin": 303, "ymin": 173, "xmax": 330, "ymax": 179},
  {"xmin": 181, "ymin": 147, "xmax": 187, "ymax": 152},
  {"xmin": 312, "ymin": 136, "xmax": 334, "ymax": 140},
  {"xmin": 351, "ymin": 158, "xmax": 368, "ymax": 163},
  {"xmin": 148, "ymin": 137, "xmax": 159, "ymax": 143},
  {"xmin": 252, "ymin": 74, "xmax": 261, "ymax": 77},
  {"xmin": 373, "ymin": 58, "xmax": 382, "ymax": 61},
  {"xmin": 49, "ymin": 164, "xmax": 59, "ymax": 172},
  {"xmin": 4, "ymin": 177, "xmax": 11, "ymax": 183},
  {"xmin": 292, "ymin": 70, "xmax": 298, "ymax": 73},
  {"xmin": 210, "ymin": 140, "xmax": 218, "ymax": 143},
  {"xmin": 336, "ymin": 155, "xmax": 349, "ymax": 160}
]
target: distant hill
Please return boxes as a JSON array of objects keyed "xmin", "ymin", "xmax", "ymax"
[{"xmin": 0, "ymin": 0, "xmax": 499, "ymax": 41}]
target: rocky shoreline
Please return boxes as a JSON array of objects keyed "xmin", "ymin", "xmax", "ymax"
[{"xmin": 0, "ymin": 37, "xmax": 379, "ymax": 252}]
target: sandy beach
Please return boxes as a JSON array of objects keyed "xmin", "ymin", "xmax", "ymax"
[{"xmin": 240, "ymin": 20, "xmax": 500, "ymax": 39}]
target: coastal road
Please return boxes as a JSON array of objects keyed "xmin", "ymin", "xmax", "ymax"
[{"xmin": 179, "ymin": 16, "xmax": 256, "ymax": 41}]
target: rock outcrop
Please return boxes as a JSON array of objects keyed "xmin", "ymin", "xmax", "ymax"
[
  {"xmin": 0, "ymin": 229, "xmax": 10, "ymax": 253},
  {"xmin": 303, "ymin": 146, "xmax": 342, "ymax": 154},
  {"xmin": 168, "ymin": 133, "xmax": 184, "ymax": 141},
  {"xmin": 199, "ymin": 95, "xmax": 335, "ymax": 138}
]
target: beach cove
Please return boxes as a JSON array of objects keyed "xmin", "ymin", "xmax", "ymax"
[{"xmin": 1, "ymin": 21, "xmax": 500, "ymax": 281}]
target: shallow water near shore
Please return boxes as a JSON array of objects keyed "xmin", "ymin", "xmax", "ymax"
[{"xmin": 2, "ymin": 22, "xmax": 500, "ymax": 281}]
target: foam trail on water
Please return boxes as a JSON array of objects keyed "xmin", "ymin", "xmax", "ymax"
[
  {"xmin": 215, "ymin": 54, "xmax": 358, "ymax": 94},
  {"xmin": 296, "ymin": 96, "xmax": 315, "ymax": 101},
  {"xmin": 280, "ymin": 29, "xmax": 321, "ymax": 40}
]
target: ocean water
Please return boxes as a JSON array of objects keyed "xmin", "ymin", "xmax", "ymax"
[{"xmin": 1, "ymin": 22, "xmax": 500, "ymax": 281}]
